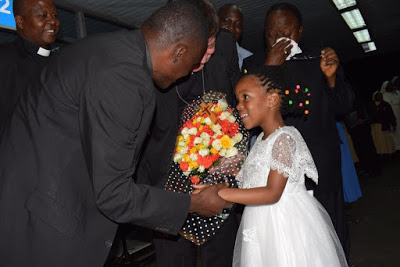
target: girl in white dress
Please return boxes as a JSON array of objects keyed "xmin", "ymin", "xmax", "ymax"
[{"xmin": 196, "ymin": 65, "xmax": 348, "ymax": 266}]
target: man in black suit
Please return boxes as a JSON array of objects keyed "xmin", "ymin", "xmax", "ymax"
[
  {"xmin": 0, "ymin": 0, "xmax": 60, "ymax": 128},
  {"xmin": 135, "ymin": 1, "xmax": 241, "ymax": 266},
  {"xmin": 244, "ymin": 3, "xmax": 353, "ymax": 258},
  {"xmin": 0, "ymin": 2, "xmax": 230, "ymax": 266}
]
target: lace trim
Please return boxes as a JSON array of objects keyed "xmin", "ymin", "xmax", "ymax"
[
  {"xmin": 236, "ymin": 126, "xmax": 318, "ymax": 188},
  {"xmin": 243, "ymin": 226, "xmax": 258, "ymax": 245}
]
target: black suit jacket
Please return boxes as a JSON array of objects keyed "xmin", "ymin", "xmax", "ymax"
[
  {"xmin": 135, "ymin": 29, "xmax": 241, "ymax": 189},
  {"xmin": 244, "ymin": 47, "xmax": 354, "ymax": 193},
  {"xmin": 0, "ymin": 36, "xmax": 50, "ymax": 127},
  {"xmin": 0, "ymin": 30, "xmax": 190, "ymax": 267}
]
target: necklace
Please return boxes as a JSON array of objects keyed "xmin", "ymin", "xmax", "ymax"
[{"xmin": 176, "ymin": 68, "xmax": 206, "ymax": 106}]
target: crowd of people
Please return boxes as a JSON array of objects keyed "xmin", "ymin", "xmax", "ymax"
[{"xmin": 2, "ymin": 0, "xmax": 395, "ymax": 266}]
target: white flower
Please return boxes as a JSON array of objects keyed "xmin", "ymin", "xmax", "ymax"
[
  {"xmin": 232, "ymin": 133, "xmax": 243, "ymax": 143},
  {"xmin": 188, "ymin": 127, "xmax": 198, "ymax": 135},
  {"xmin": 198, "ymin": 165, "xmax": 205, "ymax": 173},
  {"xmin": 220, "ymin": 112, "xmax": 227, "ymax": 120},
  {"xmin": 202, "ymin": 138, "xmax": 210, "ymax": 147},
  {"xmin": 218, "ymin": 99, "xmax": 228, "ymax": 111},
  {"xmin": 189, "ymin": 153, "xmax": 198, "ymax": 161},
  {"xmin": 179, "ymin": 146, "xmax": 188, "ymax": 155},
  {"xmin": 219, "ymin": 148, "xmax": 227, "ymax": 157},
  {"xmin": 200, "ymin": 132, "xmax": 210, "ymax": 139},
  {"xmin": 173, "ymin": 153, "xmax": 182, "ymax": 162},
  {"xmin": 225, "ymin": 147, "xmax": 238, "ymax": 158},
  {"xmin": 178, "ymin": 141, "xmax": 186, "ymax": 147},
  {"xmin": 181, "ymin": 127, "xmax": 189, "ymax": 135},
  {"xmin": 204, "ymin": 117, "xmax": 212, "ymax": 125},
  {"xmin": 212, "ymin": 124, "xmax": 222, "ymax": 133},
  {"xmin": 194, "ymin": 137, "xmax": 203, "ymax": 145},
  {"xmin": 230, "ymin": 140, "xmax": 237, "ymax": 147},
  {"xmin": 183, "ymin": 170, "xmax": 191, "ymax": 176},
  {"xmin": 212, "ymin": 139, "xmax": 222, "ymax": 151},
  {"xmin": 199, "ymin": 148, "xmax": 209, "ymax": 156},
  {"xmin": 227, "ymin": 115, "xmax": 236, "ymax": 123}
]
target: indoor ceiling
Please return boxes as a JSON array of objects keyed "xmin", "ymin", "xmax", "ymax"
[{"xmin": 53, "ymin": 0, "xmax": 400, "ymax": 63}]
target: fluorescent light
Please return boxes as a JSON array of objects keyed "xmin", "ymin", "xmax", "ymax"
[
  {"xmin": 362, "ymin": 42, "xmax": 377, "ymax": 52},
  {"xmin": 353, "ymin": 29, "xmax": 371, "ymax": 43},
  {"xmin": 341, "ymin": 9, "xmax": 366, "ymax": 29},
  {"xmin": 332, "ymin": 0, "xmax": 357, "ymax": 10}
]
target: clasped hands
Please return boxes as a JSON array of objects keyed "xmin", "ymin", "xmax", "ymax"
[
  {"xmin": 189, "ymin": 183, "xmax": 233, "ymax": 217},
  {"xmin": 189, "ymin": 153, "xmax": 244, "ymax": 217}
]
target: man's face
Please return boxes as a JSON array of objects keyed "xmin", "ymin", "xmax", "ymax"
[
  {"xmin": 219, "ymin": 8, "xmax": 243, "ymax": 42},
  {"xmin": 192, "ymin": 36, "xmax": 216, "ymax": 72},
  {"xmin": 264, "ymin": 10, "xmax": 302, "ymax": 50},
  {"xmin": 15, "ymin": 0, "xmax": 60, "ymax": 48},
  {"xmin": 153, "ymin": 43, "xmax": 206, "ymax": 89}
]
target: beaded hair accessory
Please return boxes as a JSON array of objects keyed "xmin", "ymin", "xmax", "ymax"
[{"xmin": 284, "ymin": 84, "xmax": 311, "ymax": 115}]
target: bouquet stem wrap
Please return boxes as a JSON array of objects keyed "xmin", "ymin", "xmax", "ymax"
[{"xmin": 165, "ymin": 91, "xmax": 249, "ymax": 245}]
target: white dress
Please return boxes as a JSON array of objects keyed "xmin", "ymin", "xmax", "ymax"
[
  {"xmin": 233, "ymin": 126, "xmax": 348, "ymax": 267},
  {"xmin": 382, "ymin": 91, "xmax": 400, "ymax": 150}
]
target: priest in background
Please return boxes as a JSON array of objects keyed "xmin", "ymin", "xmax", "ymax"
[{"xmin": 0, "ymin": 0, "xmax": 60, "ymax": 128}]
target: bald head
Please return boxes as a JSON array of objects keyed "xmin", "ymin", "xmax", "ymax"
[
  {"xmin": 13, "ymin": 0, "xmax": 59, "ymax": 47},
  {"xmin": 142, "ymin": 1, "xmax": 209, "ymax": 89},
  {"xmin": 143, "ymin": 1, "xmax": 208, "ymax": 49},
  {"xmin": 168, "ymin": 0, "xmax": 219, "ymax": 38}
]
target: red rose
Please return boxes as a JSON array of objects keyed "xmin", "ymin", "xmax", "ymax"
[
  {"xmin": 180, "ymin": 161, "xmax": 189, "ymax": 171},
  {"xmin": 203, "ymin": 156, "xmax": 213, "ymax": 169},
  {"xmin": 190, "ymin": 175, "xmax": 200, "ymax": 184},
  {"xmin": 210, "ymin": 154, "xmax": 220, "ymax": 162},
  {"xmin": 187, "ymin": 135, "xmax": 196, "ymax": 149}
]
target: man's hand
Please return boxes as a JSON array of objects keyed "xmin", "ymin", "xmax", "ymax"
[
  {"xmin": 189, "ymin": 183, "xmax": 231, "ymax": 217},
  {"xmin": 264, "ymin": 38, "xmax": 292, "ymax": 66},
  {"xmin": 320, "ymin": 47, "xmax": 339, "ymax": 86}
]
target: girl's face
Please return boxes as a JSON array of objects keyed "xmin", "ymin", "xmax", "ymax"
[{"xmin": 235, "ymin": 75, "xmax": 271, "ymax": 130}]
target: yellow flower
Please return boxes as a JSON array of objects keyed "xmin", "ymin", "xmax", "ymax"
[
  {"xmin": 183, "ymin": 154, "xmax": 190, "ymax": 162},
  {"xmin": 199, "ymin": 125, "xmax": 203, "ymax": 131},
  {"xmin": 196, "ymin": 144, "xmax": 205, "ymax": 150},
  {"xmin": 220, "ymin": 135, "xmax": 231, "ymax": 148},
  {"xmin": 190, "ymin": 147, "xmax": 197, "ymax": 154},
  {"xmin": 189, "ymin": 161, "xmax": 198, "ymax": 169},
  {"xmin": 177, "ymin": 135, "xmax": 184, "ymax": 143},
  {"xmin": 210, "ymin": 148, "xmax": 219, "ymax": 154},
  {"xmin": 176, "ymin": 146, "xmax": 182, "ymax": 153},
  {"xmin": 214, "ymin": 107, "xmax": 222, "ymax": 112}
]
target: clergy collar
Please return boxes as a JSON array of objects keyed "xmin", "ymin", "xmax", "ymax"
[
  {"xmin": 37, "ymin": 47, "xmax": 51, "ymax": 57},
  {"xmin": 20, "ymin": 36, "xmax": 51, "ymax": 57}
]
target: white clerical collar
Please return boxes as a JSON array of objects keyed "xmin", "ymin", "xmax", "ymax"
[{"xmin": 37, "ymin": 47, "xmax": 51, "ymax": 57}]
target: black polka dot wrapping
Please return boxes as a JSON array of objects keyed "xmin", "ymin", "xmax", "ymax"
[{"xmin": 164, "ymin": 91, "xmax": 249, "ymax": 245}]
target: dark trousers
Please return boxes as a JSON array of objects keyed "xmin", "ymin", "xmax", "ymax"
[
  {"xmin": 349, "ymin": 122, "xmax": 381, "ymax": 176},
  {"xmin": 314, "ymin": 187, "xmax": 350, "ymax": 260},
  {"xmin": 153, "ymin": 212, "xmax": 238, "ymax": 267}
]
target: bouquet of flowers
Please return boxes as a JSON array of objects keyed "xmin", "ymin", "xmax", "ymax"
[{"xmin": 165, "ymin": 91, "xmax": 249, "ymax": 245}]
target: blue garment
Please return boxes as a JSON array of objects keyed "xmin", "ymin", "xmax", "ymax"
[
  {"xmin": 336, "ymin": 122, "xmax": 362, "ymax": 203},
  {"xmin": 236, "ymin": 42, "xmax": 252, "ymax": 71}
]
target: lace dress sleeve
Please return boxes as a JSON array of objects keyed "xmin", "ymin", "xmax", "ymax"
[{"xmin": 270, "ymin": 132, "xmax": 296, "ymax": 178}]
